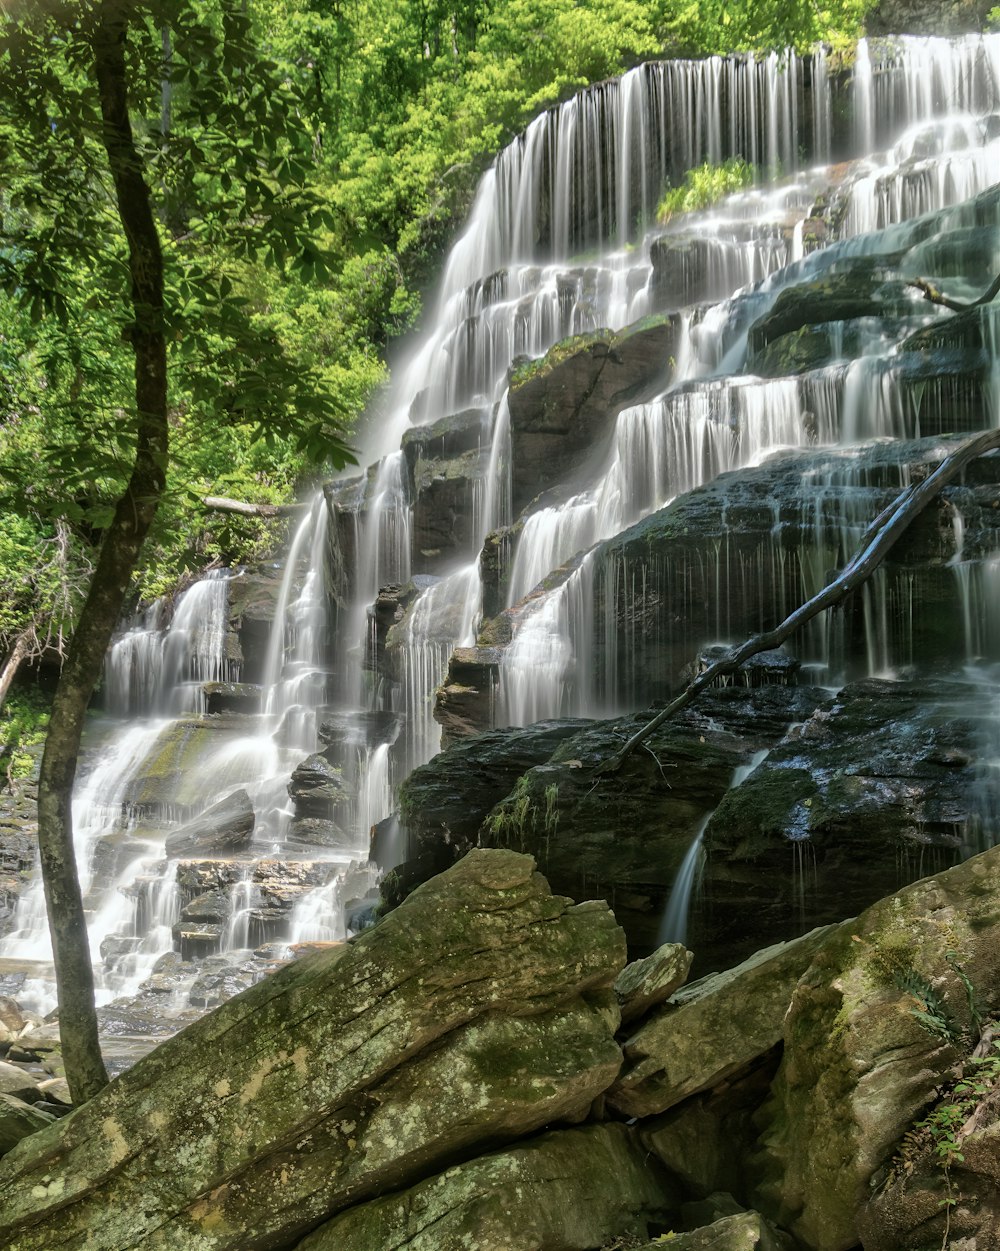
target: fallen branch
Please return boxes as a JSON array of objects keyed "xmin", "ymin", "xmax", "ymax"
[
  {"xmin": 596, "ymin": 427, "xmax": 1000, "ymax": 775},
  {"xmin": 907, "ymin": 272, "xmax": 1000, "ymax": 313},
  {"xmin": 202, "ymin": 495, "xmax": 308, "ymax": 518}
]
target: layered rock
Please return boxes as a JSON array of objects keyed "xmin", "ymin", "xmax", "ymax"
[
  {"xmin": 753, "ymin": 843, "xmax": 1000, "ymax": 1251},
  {"xmin": 0, "ymin": 850, "xmax": 627, "ymax": 1251},
  {"xmin": 297, "ymin": 1124, "xmax": 678, "ymax": 1251},
  {"xmin": 507, "ymin": 314, "xmax": 679, "ymax": 510},
  {"xmin": 163, "ymin": 788, "xmax": 255, "ymax": 859}
]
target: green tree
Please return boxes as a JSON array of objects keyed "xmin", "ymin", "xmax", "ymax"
[{"xmin": 0, "ymin": 0, "xmax": 353, "ymax": 1102}]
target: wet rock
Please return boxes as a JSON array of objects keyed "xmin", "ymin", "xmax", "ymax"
[
  {"xmin": 365, "ymin": 578, "xmax": 433, "ymax": 675},
  {"xmin": 285, "ymin": 816, "xmax": 351, "ymax": 848},
  {"xmin": 701, "ymin": 676, "xmax": 995, "ymax": 956},
  {"xmin": 753, "ymin": 842, "xmax": 1000, "ymax": 1251},
  {"xmin": 224, "ymin": 569, "xmax": 284, "ymax": 684},
  {"xmin": 434, "ymin": 645, "xmax": 504, "ymax": 743},
  {"xmin": 126, "ymin": 718, "xmax": 254, "ymax": 816},
  {"xmin": 401, "ymin": 406, "xmax": 488, "ymax": 479},
  {"xmin": 648, "ymin": 228, "xmax": 785, "ymax": 310},
  {"xmin": 172, "ymin": 920, "xmax": 225, "ymax": 961},
  {"xmin": 746, "ymin": 259, "xmax": 913, "ymax": 360},
  {"xmin": 507, "ymin": 315, "xmax": 679, "ymax": 510},
  {"xmin": 616, "ymin": 943, "xmax": 693, "ymax": 1026},
  {"xmin": 474, "ymin": 687, "xmax": 828, "ymax": 966},
  {"xmin": 201, "ymin": 681, "xmax": 261, "ymax": 714},
  {"xmin": 288, "ymin": 753, "xmax": 347, "ymax": 816},
  {"xmin": 187, "ymin": 965, "xmax": 258, "ymax": 1008},
  {"xmin": 0, "ymin": 1092, "xmax": 54, "ymax": 1157},
  {"xmin": 164, "ymin": 789, "xmax": 255, "ymax": 859},
  {"xmin": 298, "ymin": 1124, "xmax": 679, "ymax": 1251},
  {"xmin": 608, "ymin": 924, "xmax": 840, "ymax": 1119},
  {"xmin": 179, "ymin": 890, "xmax": 232, "ymax": 925},
  {"xmin": 0, "ymin": 850, "xmax": 626, "ymax": 1250},
  {"xmin": 390, "ymin": 719, "xmax": 590, "ymax": 892},
  {"xmin": 99, "ymin": 935, "xmax": 143, "ymax": 969},
  {"xmin": 410, "ymin": 442, "xmax": 493, "ymax": 572},
  {"xmin": 588, "ymin": 437, "xmax": 1000, "ymax": 701}
]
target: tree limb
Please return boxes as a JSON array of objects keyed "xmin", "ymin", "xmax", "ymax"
[
  {"xmin": 907, "ymin": 272, "xmax": 1000, "ymax": 313},
  {"xmin": 595, "ymin": 427, "xmax": 1000, "ymax": 775},
  {"xmin": 202, "ymin": 495, "xmax": 307, "ymax": 518}
]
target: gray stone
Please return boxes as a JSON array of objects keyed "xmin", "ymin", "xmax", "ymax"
[
  {"xmin": 164, "ymin": 789, "xmax": 255, "ymax": 859},
  {"xmin": 615, "ymin": 943, "xmax": 693, "ymax": 1025},
  {"xmin": 0, "ymin": 1091, "xmax": 54, "ymax": 1157},
  {"xmin": 297, "ymin": 1124, "xmax": 679, "ymax": 1251},
  {"xmin": 0, "ymin": 850, "xmax": 627, "ymax": 1250},
  {"xmin": 609, "ymin": 924, "xmax": 841, "ymax": 1119},
  {"xmin": 753, "ymin": 842, "xmax": 1000, "ymax": 1251}
]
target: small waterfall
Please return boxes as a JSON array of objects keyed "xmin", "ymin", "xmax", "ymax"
[{"xmin": 659, "ymin": 749, "xmax": 769, "ymax": 946}]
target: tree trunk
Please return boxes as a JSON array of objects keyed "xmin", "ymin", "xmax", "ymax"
[
  {"xmin": 596, "ymin": 427, "xmax": 1000, "ymax": 775},
  {"xmin": 35, "ymin": 1, "xmax": 168, "ymax": 1104},
  {"xmin": 202, "ymin": 494, "xmax": 307, "ymax": 517},
  {"xmin": 0, "ymin": 630, "xmax": 32, "ymax": 713}
]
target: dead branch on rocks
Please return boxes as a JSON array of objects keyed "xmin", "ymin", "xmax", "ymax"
[
  {"xmin": 596, "ymin": 426, "xmax": 1000, "ymax": 775},
  {"xmin": 907, "ymin": 272, "xmax": 1000, "ymax": 313}
]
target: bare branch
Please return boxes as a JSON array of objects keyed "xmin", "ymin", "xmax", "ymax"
[
  {"xmin": 596, "ymin": 427, "xmax": 1000, "ymax": 775},
  {"xmin": 908, "ymin": 272, "xmax": 1000, "ymax": 312}
]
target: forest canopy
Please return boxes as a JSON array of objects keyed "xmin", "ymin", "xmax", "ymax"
[{"xmin": 0, "ymin": 0, "xmax": 870, "ymax": 669}]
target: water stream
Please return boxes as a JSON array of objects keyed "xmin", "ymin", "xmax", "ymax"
[{"xmin": 5, "ymin": 34, "xmax": 1000, "ymax": 1020}]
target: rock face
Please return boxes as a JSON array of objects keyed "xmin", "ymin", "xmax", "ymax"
[
  {"xmin": 609, "ymin": 925, "xmax": 840, "ymax": 1120},
  {"xmin": 394, "ymin": 686, "xmax": 829, "ymax": 968},
  {"xmin": 298, "ymin": 1124, "xmax": 679, "ymax": 1251},
  {"xmin": 507, "ymin": 314, "xmax": 679, "ymax": 510},
  {"xmin": 163, "ymin": 788, "xmax": 255, "ymax": 859},
  {"xmin": 753, "ymin": 843, "xmax": 1000, "ymax": 1251},
  {"xmin": 0, "ymin": 850, "xmax": 627, "ymax": 1251},
  {"xmin": 390, "ymin": 718, "xmax": 589, "ymax": 893}
]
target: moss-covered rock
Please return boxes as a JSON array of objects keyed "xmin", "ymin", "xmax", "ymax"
[
  {"xmin": 608, "ymin": 923, "xmax": 841, "ymax": 1119},
  {"xmin": 0, "ymin": 1092, "xmax": 55, "ymax": 1158},
  {"xmin": 296, "ymin": 1123, "xmax": 680, "ymax": 1251},
  {"xmin": 752, "ymin": 842, "xmax": 1000, "ymax": 1251},
  {"xmin": 507, "ymin": 314, "xmax": 679, "ymax": 510},
  {"xmin": 0, "ymin": 850, "xmax": 627, "ymax": 1251}
]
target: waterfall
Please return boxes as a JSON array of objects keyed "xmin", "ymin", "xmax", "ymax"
[{"xmin": 9, "ymin": 33, "xmax": 1000, "ymax": 1020}]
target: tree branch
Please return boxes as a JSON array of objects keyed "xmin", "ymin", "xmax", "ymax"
[
  {"xmin": 595, "ymin": 427, "xmax": 1000, "ymax": 775},
  {"xmin": 907, "ymin": 272, "xmax": 1000, "ymax": 313},
  {"xmin": 202, "ymin": 495, "xmax": 308, "ymax": 518}
]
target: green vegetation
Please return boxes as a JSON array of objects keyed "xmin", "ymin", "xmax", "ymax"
[
  {"xmin": 0, "ymin": 0, "xmax": 869, "ymax": 680},
  {"xmin": 655, "ymin": 157, "xmax": 756, "ymax": 224},
  {"xmin": 0, "ymin": 687, "xmax": 50, "ymax": 784}
]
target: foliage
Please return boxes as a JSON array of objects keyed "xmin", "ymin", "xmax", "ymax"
[
  {"xmin": 0, "ymin": 686, "xmax": 50, "ymax": 783},
  {"xmin": 0, "ymin": 0, "xmax": 871, "ymax": 642},
  {"xmin": 656, "ymin": 158, "xmax": 755, "ymax": 224}
]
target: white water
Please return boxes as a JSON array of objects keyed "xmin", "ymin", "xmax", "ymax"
[{"xmin": 8, "ymin": 34, "xmax": 1000, "ymax": 1014}]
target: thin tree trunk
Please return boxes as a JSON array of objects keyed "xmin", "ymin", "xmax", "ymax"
[
  {"xmin": 0, "ymin": 630, "xmax": 32, "ymax": 713},
  {"xmin": 36, "ymin": 1, "xmax": 168, "ymax": 1104},
  {"xmin": 596, "ymin": 427, "xmax": 1000, "ymax": 776}
]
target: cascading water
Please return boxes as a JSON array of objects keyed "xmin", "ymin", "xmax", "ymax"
[{"xmin": 7, "ymin": 34, "xmax": 1000, "ymax": 1026}]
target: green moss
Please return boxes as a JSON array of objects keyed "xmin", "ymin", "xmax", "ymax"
[{"xmin": 655, "ymin": 158, "xmax": 755, "ymax": 224}]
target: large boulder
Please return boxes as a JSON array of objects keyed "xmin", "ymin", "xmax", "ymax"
[
  {"xmin": 608, "ymin": 924, "xmax": 840, "ymax": 1120},
  {"xmin": 163, "ymin": 788, "xmax": 255, "ymax": 859},
  {"xmin": 507, "ymin": 315, "xmax": 679, "ymax": 510},
  {"xmin": 296, "ymin": 1123, "xmax": 679, "ymax": 1251},
  {"xmin": 0, "ymin": 850, "xmax": 627, "ymax": 1251},
  {"xmin": 752, "ymin": 842, "xmax": 1000, "ymax": 1251},
  {"xmin": 0, "ymin": 1093, "xmax": 55, "ymax": 1158}
]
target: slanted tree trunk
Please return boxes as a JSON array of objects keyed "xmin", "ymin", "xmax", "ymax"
[
  {"xmin": 0, "ymin": 629, "xmax": 33, "ymax": 712},
  {"xmin": 36, "ymin": 1, "xmax": 168, "ymax": 1104},
  {"xmin": 597, "ymin": 426, "xmax": 1000, "ymax": 775}
]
